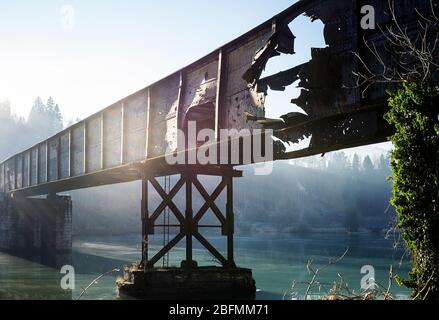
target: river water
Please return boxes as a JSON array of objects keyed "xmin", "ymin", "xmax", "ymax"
[{"xmin": 0, "ymin": 232, "xmax": 411, "ymax": 300}]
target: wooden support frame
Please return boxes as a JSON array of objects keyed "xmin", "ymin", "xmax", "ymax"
[
  {"xmin": 36, "ymin": 145, "xmax": 40, "ymax": 185},
  {"xmin": 1, "ymin": 163, "xmax": 5, "ymax": 193},
  {"xmin": 100, "ymin": 112, "xmax": 105, "ymax": 170},
  {"xmin": 215, "ymin": 49, "xmax": 227, "ymax": 142},
  {"xmin": 21, "ymin": 153, "xmax": 25, "ymax": 189},
  {"xmin": 141, "ymin": 173, "xmax": 149, "ymax": 271},
  {"xmin": 27, "ymin": 151, "xmax": 31, "ymax": 188},
  {"xmin": 184, "ymin": 173, "xmax": 193, "ymax": 265},
  {"xmin": 193, "ymin": 177, "xmax": 227, "ymax": 232},
  {"xmin": 145, "ymin": 88, "xmax": 151, "ymax": 159},
  {"xmin": 14, "ymin": 155, "xmax": 17, "ymax": 190},
  {"xmin": 45, "ymin": 141, "xmax": 49, "ymax": 183},
  {"xmin": 83, "ymin": 121, "xmax": 88, "ymax": 174},
  {"xmin": 68, "ymin": 129, "xmax": 73, "ymax": 178},
  {"xmin": 140, "ymin": 167, "xmax": 239, "ymax": 270},
  {"xmin": 149, "ymin": 177, "xmax": 186, "ymax": 225},
  {"xmin": 56, "ymin": 136, "xmax": 61, "ymax": 181},
  {"xmin": 120, "ymin": 103, "xmax": 125, "ymax": 165}
]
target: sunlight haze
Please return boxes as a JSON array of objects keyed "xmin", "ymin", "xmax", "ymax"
[{"xmin": 0, "ymin": 0, "xmax": 391, "ymax": 154}]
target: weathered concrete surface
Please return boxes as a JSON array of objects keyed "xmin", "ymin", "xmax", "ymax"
[
  {"xmin": 117, "ymin": 267, "xmax": 256, "ymax": 300},
  {"xmin": 0, "ymin": 194, "xmax": 72, "ymax": 255}
]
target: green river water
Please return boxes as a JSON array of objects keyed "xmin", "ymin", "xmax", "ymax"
[{"xmin": 0, "ymin": 233, "xmax": 411, "ymax": 300}]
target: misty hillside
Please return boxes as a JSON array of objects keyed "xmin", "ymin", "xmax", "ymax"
[
  {"xmin": 68, "ymin": 160, "xmax": 394, "ymax": 236},
  {"xmin": 235, "ymin": 162, "xmax": 393, "ymax": 233}
]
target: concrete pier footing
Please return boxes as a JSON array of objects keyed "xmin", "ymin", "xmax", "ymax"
[
  {"xmin": 0, "ymin": 194, "xmax": 72, "ymax": 255},
  {"xmin": 117, "ymin": 267, "xmax": 257, "ymax": 300}
]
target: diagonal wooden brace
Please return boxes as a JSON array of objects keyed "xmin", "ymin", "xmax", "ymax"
[
  {"xmin": 193, "ymin": 231, "xmax": 228, "ymax": 267},
  {"xmin": 149, "ymin": 177, "xmax": 185, "ymax": 225},
  {"xmin": 193, "ymin": 178, "xmax": 227, "ymax": 234},
  {"xmin": 146, "ymin": 232, "xmax": 186, "ymax": 268}
]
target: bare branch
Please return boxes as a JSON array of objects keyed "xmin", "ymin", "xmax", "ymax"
[
  {"xmin": 77, "ymin": 268, "xmax": 120, "ymax": 300},
  {"xmin": 354, "ymin": 0, "xmax": 438, "ymax": 93},
  {"xmin": 303, "ymin": 248, "xmax": 349, "ymax": 300}
]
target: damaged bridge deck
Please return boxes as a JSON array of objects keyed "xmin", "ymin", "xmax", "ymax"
[{"xmin": 1, "ymin": 0, "xmax": 429, "ymax": 197}]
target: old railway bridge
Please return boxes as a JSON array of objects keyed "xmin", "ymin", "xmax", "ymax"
[{"xmin": 0, "ymin": 0, "xmax": 428, "ymax": 299}]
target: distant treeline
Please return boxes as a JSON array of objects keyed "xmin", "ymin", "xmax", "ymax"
[
  {"xmin": 0, "ymin": 98, "xmax": 63, "ymax": 160},
  {"xmin": 235, "ymin": 156, "xmax": 394, "ymax": 234}
]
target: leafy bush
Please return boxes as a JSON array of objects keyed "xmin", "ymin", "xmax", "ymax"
[{"xmin": 385, "ymin": 83, "xmax": 439, "ymax": 299}]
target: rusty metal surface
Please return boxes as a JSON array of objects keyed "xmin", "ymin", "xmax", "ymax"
[{"xmin": 0, "ymin": 0, "xmax": 434, "ymax": 196}]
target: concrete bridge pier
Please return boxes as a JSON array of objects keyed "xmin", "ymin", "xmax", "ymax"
[
  {"xmin": 117, "ymin": 166, "xmax": 256, "ymax": 300},
  {"xmin": 0, "ymin": 193, "xmax": 72, "ymax": 266}
]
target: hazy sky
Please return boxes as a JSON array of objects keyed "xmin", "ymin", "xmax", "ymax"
[
  {"xmin": 0, "ymin": 0, "xmax": 301, "ymax": 121},
  {"xmin": 0, "ymin": 0, "xmax": 391, "ymax": 154}
]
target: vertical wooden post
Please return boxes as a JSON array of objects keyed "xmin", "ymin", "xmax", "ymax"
[
  {"xmin": 176, "ymin": 71, "xmax": 185, "ymax": 133},
  {"xmin": 141, "ymin": 173, "xmax": 149, "ymax": 270},
  {"xmin": 101, "ymin": 112, "xmax": 105, "ymax": 170},
  {"xmin": 175, "ymin": 71, "xmax": 185, "ymax": 163},
  {"xmin": 36, "ymin": 146, "xmax": 40, "ymax": 185},
  {"xmin": 69, "ymin": 129, "xmax": 73, "ymax": 177},
  {"xmin": 4, "ymin": 163, "xmax": 6, "ymax": 192},
  {"xmin": 27, "ymin": 152, "xmax": 31, "ymax": 187},
  {"xmin": 120, "ymin": 103, "xmax": 125, "ymax": 165},
  {"xmin": 57, "ymin": 137, "xmax": 61, "ymax": 181},
  {"xmin": 145, "ymin": 88, "xmax": 151, "ymax": 159},
  {"xmin": 185, "ymin": 173, "xmax": 193, "ymax": 266},
  {"xmin": 21, "ymin": 153, "xmax": 25, "ymax": 188},
  {"xmin": 215, "ymin": 49, "xmax": 225, "ymax": 142},
  {"xmin": 226, "ymin": 174, "xmax": 235, "ymax": 267},
  {"xmin": 1, "ymin": 163, "xmax": 5, "ymax": 192},
  {"xmin": 45, "ymin": 141, "xmax": 49, "ymax": 182},
  {"xmin": 83, "ymin": 121, "xmax": 88, "ymax": 174},
  {"xmin": 13, "ymin": 156, "xmax": 17, "ymax": 190}
]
